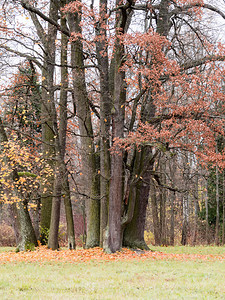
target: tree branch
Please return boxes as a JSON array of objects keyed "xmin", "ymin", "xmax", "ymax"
[
  {"xmin": 170, "ymin": 3, "xmax": 225, "ymax": 20},
  {"xmin": 19, "ymin": 0, "xmax": 70, "ymax": 37},
  {"xmin": 0, "ymin": 44, "xmax": 43, "ymax": 69}
]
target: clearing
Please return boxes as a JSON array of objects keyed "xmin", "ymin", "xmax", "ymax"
[{"xmin": 0, "ymin": 246, "xmax": 224, "ymax": 299}]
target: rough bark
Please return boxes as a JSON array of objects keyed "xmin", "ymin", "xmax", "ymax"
[
  {"xmin": 106, "ymin": 11, "xmax": 127, "ymax": 252},
  {"xmin": 63, "ymin": 173, "xmax": 76, "ymax": 249},
  {"xmin": 67, "ymin": 2, "xmax": 100, "ymax": 248},
  {"xmin": 123, "ymin": 148, "xmax": 152, "ymax": 250},
  {"xmin": 48, "ymin": 159, "xmax": 62, "ymax": 250},
  {"xmin": 35, "ymin": 0, "xmax": 58, "ymax": 244},
  {"xmin": 59, "ymin": 2, "xmax": 76, "ymax": 249},
  {"xmin": 95, "ymin": 0, "xmax": 111, "ymax": 247},
  {"xmin": 150, "ymin": 179, "xmax": 161, "ymax": 245},
  {"xmin": 156, "ymin": 0, "xmax": 172, "ymax": 37},
  {"xmin": 17, "ymin": 200, "xmax": 38, "ymax": 251}
]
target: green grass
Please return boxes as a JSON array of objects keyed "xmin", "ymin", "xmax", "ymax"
[
  {"xmin": 0, "ymin": 247, "xmax": 15, "ymax": 253},
  {"xmin": 0, "ymin": 246, "xmax": 224, "ymax": 299},
  {"xmin": 151, "ymin": 245, "xmax": 225, "ymax": 255}
]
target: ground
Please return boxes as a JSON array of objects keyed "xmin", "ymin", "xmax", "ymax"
[{"xmin": 0, "ymin": 246, "xmax": 224, "ymax": 299}]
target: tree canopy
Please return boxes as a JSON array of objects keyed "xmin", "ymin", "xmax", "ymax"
[{"xmin": 1, "ymin": 0, "xmax": 225, "ymax": 251}]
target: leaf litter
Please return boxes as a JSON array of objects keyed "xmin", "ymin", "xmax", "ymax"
[{"xmin": 0, "ymin": 246, "xmax": 225, "ymax": 264}]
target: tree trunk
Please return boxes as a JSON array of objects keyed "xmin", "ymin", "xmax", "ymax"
[
  {"xmin": 17, "ymin": 200, "xmax": 38, "ymax": 251},
  {"xmin": 222, "ymin": 171, "xmax": 225, "ymax": 245},
  {"xmin": 107, "ymin": 150, "xmax": 123, "ymax": 252},
  {"xmin": 105, "ymin": 4, "xmax": 127, "ymax": 252},
  {"xmin": 48, "ymin": 159, "xmax": 62, "ymax": 250},
  {"xmin": 67, "ymin": 3, "xmax": 100, "ymax": 248},
  {"xmin": 123, "ymin": 148, "xmax": 151, "ymax": 250},
  {"xmin": 33, "ymin": 0, "xmax": 58, "ymax": 244},
  {"xmin": 170, "ymin": 191, "xmax": 175, "ymax": 246},
  {"xmin": 95, "ymin": 0, "xmax": 111, "ymax": 247},
  {"xmin": 86, "ymin": 173, "xmax": 100, "ymax": 248},
  {"xmin": 107, "ymin": 63, "xmax": 126, "ymax": 250},
  {"xmin": 59, "ymin": 3, "xmax": 76, "ymax": 250},
  {"xmin": 159, "ymin": 160, "xmax": 167, "ymax": 245},
  {"xmin": 205, "ymin": 178, "xmax": 210, "ymax": 244},
  {"xmin": 63, "ymin": 175, "xmax": 76, "ymax": 250},
  {"xmin": 181, "ymin": 192, "xmax": 189, "ymax": 245},
  {"xmin": 123, "ymin": 174, "xmax": 150, "ymax": 249},
  {"xmin": 32, "ymin": 196, "xmax": 41, "ymax": 239},
  {"xmin": 8, "ymin": 202, "xmax": 20, "ymax": 245},
  {"xmin": 168, "ymin": 156, "xmax": 176, "ymax": 245},
  {"xmin": 150, "ymin": 179, "xmax": 161, "ymax": 245},
  {"xmin": 215, "ymin": 164, "xmax": 220, "ymax": 245},
  {"xmin": 192, "ymin": 175, "xmax": 199, "ymax": 245},
  {"xmin": 181, "ymin": 153, "xmax": 190, "ymax": 245}
]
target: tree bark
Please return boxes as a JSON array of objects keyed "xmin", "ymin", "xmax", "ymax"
[
  {"xmin": 222, "ymin": 171, "xmax": 225, "ymax": 245},
  {"xmin": 205, "ymin": 178, "xmax": 210, "ymax": 245},
  {"xmin": 67, "ymin": 2, "xmax": 100, "ymax": 248},
  {"xmin": 182, "ymin": 189, "xmax": 189, "ymax": 245},
  {"xmin": 8, "ymin": 202, "xmax": 21, "ymax": 245},
  {"xmin": 150, "ymin": 180, "xmax": 161, "ymax": 245},
  {"xmin": 17, "ymin": 200, "xmax": 38, "ymax": 251},
  {"xmin": 170, "ymin": 191, "xmax": 175, "ymax": 246},
  {"xmin": 95, "ymin": 0, "xmax": 111, "ymax": 247},
  {"xmin": 63, "ymin": 173, "xmax": 76, "ymax": 249},
  {"xmin": 215, "ymin": 164, "xmax": 220, "ymax": 245},
  {"xmin": 169, "ymin": 157, "xmax": 176, "ymax": 246},
  {"xmin": 105, "ymin": 1, "xmax": 128, "ymax": 252},
  {"xmin": 34, "ymin": 0, "xmax": 58, "ymax": 244},
  {"xmin": 159, "ymin": 159, "xmax": 167, "ymax": 245},
  {"xmin": 123, "ymin": 148, "xmax": 152, "ymax": 250},
  {"xmin": 181, "ymin": 153, "xmax": 190, "ymax": 245},
  {"xmin": 192, "ymin": 175, "xmax": 199, "ymax": 245},
  {"xmin": 59, "ymin": 2, "xmax": 76, "ymax": 249},
  {"xmin": 48, "ymin": 159, "xmax": 62, "ymax": 250}
]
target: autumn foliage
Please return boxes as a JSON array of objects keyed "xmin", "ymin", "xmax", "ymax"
[{"xmin": 0, "ymin": 246, "xmax": 224, "ymax": 264}]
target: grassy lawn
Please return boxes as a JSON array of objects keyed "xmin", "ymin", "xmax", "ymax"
[
  {"xmin": 0, "ymin": 246, "xmax": 224, "ymax": 299},
  {"xmin": 151, "ymin": 245, "xmax": 225, "ymax": 255}
]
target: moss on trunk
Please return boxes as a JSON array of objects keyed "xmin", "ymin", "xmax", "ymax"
[{"xmin": 17, "ymin": 200, "xmax": 38, "ymax": 252}]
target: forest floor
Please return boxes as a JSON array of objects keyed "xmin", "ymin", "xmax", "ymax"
[{"xmin": 0, "ymin": 246, "xmax": 224, "ymax": 299}]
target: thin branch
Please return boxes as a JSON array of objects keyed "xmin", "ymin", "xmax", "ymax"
[
  {"xmin": 0, "ymin": 44, "xmax": 43, "ymax": 69},
  {"xmin": 18, "ymin": 0, "xmax": 70, "ymax": 37}
]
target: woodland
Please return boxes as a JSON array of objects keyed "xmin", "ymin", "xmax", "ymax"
[{"xmin": 0, "ymin": 0, "xmax": 225, "ymax": 254}]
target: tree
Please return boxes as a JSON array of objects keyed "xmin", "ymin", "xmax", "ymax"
[
  {"xmin": 0, "ymin": 0, "xmax": 76, "ymax": 250},
  {"xmin": 0, "ymin": 117, "xmax": 39, "ymax": 251},
  {"xmin": 63, "ymin": 0, "xmax": 225, "ymax": 252},
  {"xmin": 2, "ymin": 0, "xmax": 225, "ymax": 252}
]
